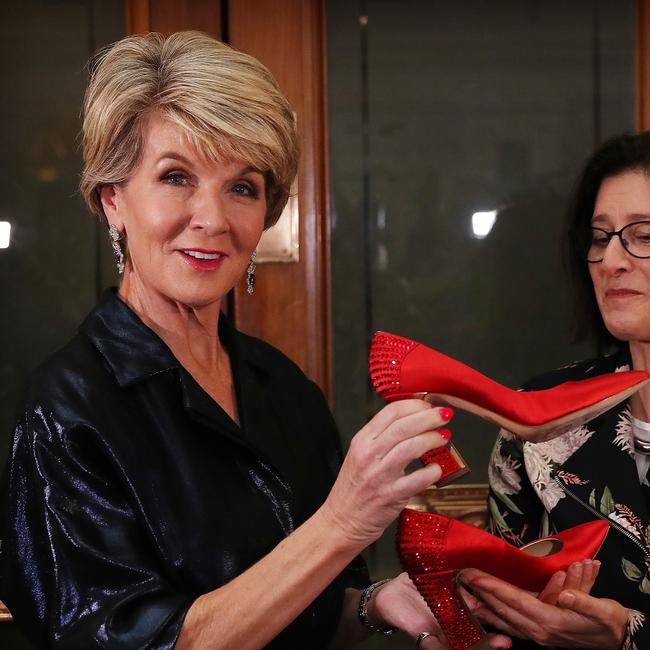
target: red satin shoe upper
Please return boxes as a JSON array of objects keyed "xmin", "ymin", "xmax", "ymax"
[
  {"xmin": 370, "ymin": 331, "xmax": 650, "ymax": 436},
  {"xmin": 398, "ymin": 508, "xmax": 609, "ymax": 592}
]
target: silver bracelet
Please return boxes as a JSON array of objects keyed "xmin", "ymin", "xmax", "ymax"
[{"xmin": 357, "ymin": 578, "xmax": 396, "ymax": 635}]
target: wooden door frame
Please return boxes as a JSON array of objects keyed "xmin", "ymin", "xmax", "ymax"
[{"xmin": 227, "ymin": 0, "xmax": 332, "ymax": 398}]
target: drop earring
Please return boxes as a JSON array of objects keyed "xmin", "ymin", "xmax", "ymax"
[
  {"xmin": 246, "ymin": 251, "xmax": 257, "ymax": 295},
  {"xmin": 108, "ymin": 223, "xmax": 125, "ymax": 275}
]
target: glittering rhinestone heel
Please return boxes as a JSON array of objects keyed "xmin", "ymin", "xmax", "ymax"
[
  {"xmin": 369, "ymin": 331, "xmax": 650, "ymax": 442},
  {"xmin": 411, "ymin": 570, "xmax": 483, "ymax": 650},
  {"xmin": 419, "ymin": 443, "xmax": 469, "ymax": 487},
  {"xmin": 398, "ymin": 508, "xmax": 609, "ymax": 650},
  {"xmin": 368, "ymin": 333, "xmax": 470, "ymax": 486}
]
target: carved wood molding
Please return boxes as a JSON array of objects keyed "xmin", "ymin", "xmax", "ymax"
[{"xmin": 408, "ymin": 483, "xmax": 490, "ymax": 529}]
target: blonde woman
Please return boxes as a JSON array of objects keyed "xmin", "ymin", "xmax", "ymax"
[{"xmin": 0, "ymin": 32, "xmax": 509, "ymax": 650}]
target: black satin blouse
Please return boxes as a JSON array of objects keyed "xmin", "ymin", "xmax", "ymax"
[{"xmin": 0, "ymin": 291, "xmax": 368, "ymax": 649}]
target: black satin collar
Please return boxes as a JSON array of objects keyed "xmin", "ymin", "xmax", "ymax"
[
  {"xmin": 78, "ymin": 289, "xmax": 286, "ymax": 472},
  {"xmin": 78, "ymin": 289, "xmax": 265, "ymax": 389}
]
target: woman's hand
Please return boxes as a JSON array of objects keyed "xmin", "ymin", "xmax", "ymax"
[
  {"xmin": 321, "ymin": 400, "xmax": 451, "ymax": 545},
  {"xmin": 368, "ymin": 573, "xmax": 512, "ymax": 649},
  {"xmin": 537, "ymin": 560, "xmax": 601, "ymax": 605},
  {"xmin": 460, "ymin": 565, "xmax": 628, "ymax": 648}
]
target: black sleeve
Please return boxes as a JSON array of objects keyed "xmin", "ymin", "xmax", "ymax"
[
  {"xmin": 0, "ymin": 408, "xmax": 192, "ymax": 649},
  {"xmin": 304, "ymin": 379, "xmax": 370, "ymax": 591}
]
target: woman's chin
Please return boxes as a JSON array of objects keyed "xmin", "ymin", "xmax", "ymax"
[
  {"xmin": 605, "ymin": 321, "xmax": 650, "ymax": 344},
  {"xmin": 172, "ymin": 290, "xmax": 224, "ymax": 311},
  {"xmin": 122, "ymin": 279, "xmax": 225, "ymax": 311}
]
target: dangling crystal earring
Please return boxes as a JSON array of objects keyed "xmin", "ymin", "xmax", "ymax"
[
  {"xmin": 246, "ymin": 251, "xmax": 257, "ymax": 295},
  {"xmin": 108, "ymin": 223, "xmax": 125, "ymax": 275}
]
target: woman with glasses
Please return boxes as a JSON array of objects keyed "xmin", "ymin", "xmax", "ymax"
[{"xmin": 461, "ymin": 132, "xmax": 650, "ymax": 648}]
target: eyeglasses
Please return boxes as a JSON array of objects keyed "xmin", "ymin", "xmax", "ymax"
[{"xmin": 583, "ymin": 221, "xmax": 650, "ymax": 262}]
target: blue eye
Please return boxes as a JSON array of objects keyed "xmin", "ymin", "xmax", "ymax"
[
  {"xmin": 232, "ymin": 182, "xmax": 257, "ymax": 198},
  {"xmin": 162, "ymin": 172, "xmax": 189, "ymax": 186}
]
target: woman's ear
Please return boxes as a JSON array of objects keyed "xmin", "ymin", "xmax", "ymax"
[{"xmin": 99, "ymin": 184, "xmax": 122, "ymax": 226}]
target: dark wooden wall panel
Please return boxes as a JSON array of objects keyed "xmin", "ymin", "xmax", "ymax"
[
  {"xmin": 638, "ymin": 0, "xmax": 650, "ymax": 129},
  {"xmin": 126, "ymin": 0, "xmax": 221, "ymax": 37},
  {"xmin": 229, "ymin": 0, "xmax": 331, "ymax": 396}
]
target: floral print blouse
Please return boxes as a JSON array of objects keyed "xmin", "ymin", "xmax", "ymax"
[{"xmin": 488, "ymin": 347, "xmax": 649, "ymax": 649}]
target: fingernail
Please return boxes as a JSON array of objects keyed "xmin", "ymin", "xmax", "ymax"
[
  {"xmin": 438, "ymin": 428, "xmax": 452, "ymax": 441},
  {"xmin": 561, "ymin": 591, "xmax": 575, "ymax": 605},
  {"xmin": 439, "ymin": 407, "xmax": 454, "ymax": 421}
]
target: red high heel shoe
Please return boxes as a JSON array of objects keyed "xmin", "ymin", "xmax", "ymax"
[
  {"xmin": 369, "ymin": 331, "xmax": 650, "ymax": 440},
  {"xmin": 398, "ymin": 508, "xmax": 609, "ymax": 650}
]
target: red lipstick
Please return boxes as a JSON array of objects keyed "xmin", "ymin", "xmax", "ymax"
[
  {"xmin": 177, "ymin": 248, "xmax": 226, "ymax": 272},
  {"xmin": 605, "ymin": 289, "xmax": 642, "ymax": 299}
]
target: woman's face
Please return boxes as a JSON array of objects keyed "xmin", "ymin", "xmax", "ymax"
[
  {"xmin": 589, "ymin": 170, "xmax": 650, "ymax": 343},
  {"xmin": 101, "ymin": 113, "xmax": 266, "ymax": 310}
]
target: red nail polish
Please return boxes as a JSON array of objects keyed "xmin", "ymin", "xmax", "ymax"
[
  {"xmin": 439, "ymin": 407, "xmax": 454, "ymax": 421},
  {"xmin": 438, "ymin": 428, "xmax": 452, "ymax": 441}
]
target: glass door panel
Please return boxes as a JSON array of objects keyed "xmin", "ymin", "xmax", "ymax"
[{"xmin": 328, "ymin": 4, "xmax": 634, "ymax": 646}]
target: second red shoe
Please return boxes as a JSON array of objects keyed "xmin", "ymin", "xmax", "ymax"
[{"xmin": 398, "ymin": 508, "xmax": 609, "ymax": 650}]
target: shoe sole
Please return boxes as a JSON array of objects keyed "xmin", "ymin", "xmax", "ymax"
[{"xmin": 389, "ymin": 379, "xmax": 650, "ymax": 441}]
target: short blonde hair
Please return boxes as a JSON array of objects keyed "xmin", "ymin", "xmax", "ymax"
[{"xmin": 80, "ymin": 31, "xmax": 299, "ymax": 228}]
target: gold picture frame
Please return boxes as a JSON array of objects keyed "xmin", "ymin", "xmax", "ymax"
[
  {"xmin": 408, "ymin": 483, "xmax": 490, "ymax": 528},
  {"xmin": 256, "ymin": 182, "xmax": 299, "ymax": 263}
]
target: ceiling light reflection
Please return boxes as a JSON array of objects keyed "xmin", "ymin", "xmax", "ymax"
[
  {"xmin": 0, "ymin": 222, "xmax": 10, "ymax": 249},
  {"xmin": 471, "ymin": 210, "xmax": 498, "ymax": 239}
]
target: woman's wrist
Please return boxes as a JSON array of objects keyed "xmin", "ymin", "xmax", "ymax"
[
  {"xmin": 316, "ymin": 500, "xmax": 379, "ymax": 551},
  {"xmin": 357, "ymin": 579, "xmax": 396, "ymax": 635}
]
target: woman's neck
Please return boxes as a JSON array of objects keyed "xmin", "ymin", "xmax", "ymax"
[
  {"xmin": 118, "ymin": 274, "xmax": 225, "ymax": 373},
  {"xmin": 627, "ymin": 341, "xmax": 650, "ymax": 421},
  {"xmin": 118, "ymin": 272, "xmax": 239, "ymax": 424}
]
